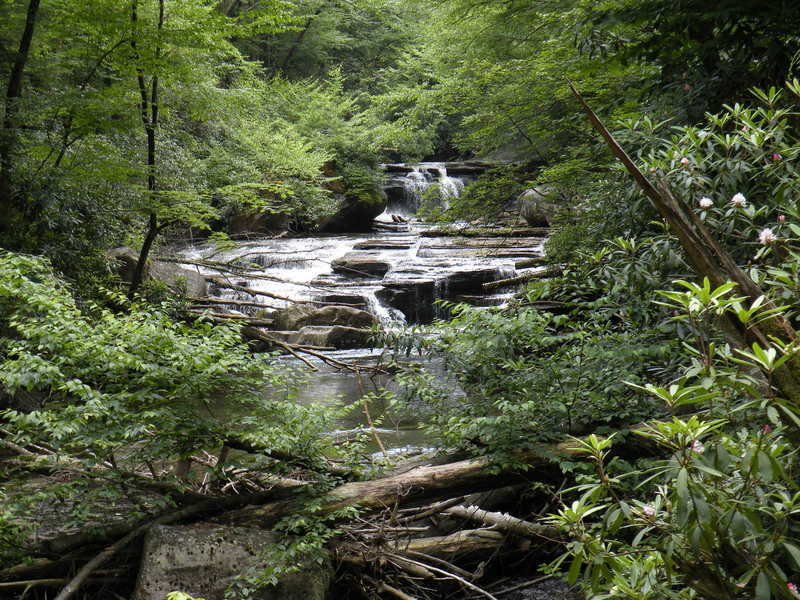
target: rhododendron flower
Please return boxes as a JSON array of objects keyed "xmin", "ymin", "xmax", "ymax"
[
  {"xmin": 761, "ymin": 424, "xmax": 772, "ymax": 434},
  {"xmin": 641, "ymin": 505, "xmax": 655, "ymax": 517},
  {"xmin": 788, "ymin": 583, "xmax": 800, "ymax": 599},
  {"xmin": 759, "ymin": 228, "xmax": 777, "ymax": 245},
  {"xmin": 690, "ymin": 440, "xmax": 705, "ymax": 453},
  {"xmin": 773, "ymin": 153, "xmax": 783, "ymax": 161},
  {"xmin": 731, "ymin": 193, "xmax": 747, "ymax": 207},
  {"xmin": 698, "ymin": 197, "xmax": 713, "ymax": 209},
  {"xmin": 680, "ymin": 157, "xmax": 690, "ymax": 166}
]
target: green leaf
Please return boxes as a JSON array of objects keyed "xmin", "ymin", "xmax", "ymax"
[
  {"xmin": 783, "ymin": 541, "xmax": 800, "ymax": 570},
  {"xmin": 755, "ymin": 571, "xmax": 771, "ymax": 600}
]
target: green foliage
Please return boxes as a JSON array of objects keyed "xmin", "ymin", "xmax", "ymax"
[
  {"xmin": 539, "ymin": 90, "xmax": 800, "ymax": 599},
  {"xmin": 578, "ymin": 0, "xmax": 800, "ymax": 118},
  {"xmin": 548, "ymin": 286, "xmax": 800, "ymax": 599},
  {"xmin": 388, "ymin": 303, "xmax": 674, "ymax": 460},
  {"xmin": 0, "ymin": 250, "xmax": 330, "ymax": 483}
]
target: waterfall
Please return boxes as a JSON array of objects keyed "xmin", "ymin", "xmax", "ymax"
[{"xmin": 385, "ymin": 163, "xmax": 466, "ymax": 216}]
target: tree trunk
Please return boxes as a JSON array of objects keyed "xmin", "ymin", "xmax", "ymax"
[
  {"xmin": 129, "ymin": 0, "xmax": 165, "ymax": 297},
  {"xmin": 0, "ymin": 0, "xmax": 41, "ymax": 235}
]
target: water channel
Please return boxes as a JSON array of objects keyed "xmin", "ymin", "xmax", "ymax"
[{"xmin": 179, "ymin": 164, "xmax": 547, "ymax": 451}]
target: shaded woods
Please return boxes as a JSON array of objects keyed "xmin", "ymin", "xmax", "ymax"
[{"xmin": 3, "ymin": 1, "xmax": 800, "ymax": 599}]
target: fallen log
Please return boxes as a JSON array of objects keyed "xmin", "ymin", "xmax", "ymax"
[
  {"xmin": 442, "ymin": 505, "xmax": 559, "ymax": 539},
  {"xmin": 205, "ymin": 278, "xmax": 300, "ymax": 305},
  {"xmin": 186, "ymin": 310, "xmax": 274, "ymax": 327},
  {"xmin": 514, "ymin": 257, "xmax": 547, "ymax": 269},
  {"xmin": 389, "ymin": 529, "xmax": 514, "ymax": 556},
  {"xmin": 482, "ymin": 266, "xmax": 562, "ymax": 291},
  {"xmin": 188, "ymin": 296, "xmax": 276, "ymax": 310},
  {"xmin": 241, "ymin": 326, "xmax": 387, "ymax": 374},
  {"xmin": 218, "ymin": 446, "xmax": 579, "ymax": 529},
  {"xmin": 420, "ymin": 227, "xmax": 550, "ymax": 238}
]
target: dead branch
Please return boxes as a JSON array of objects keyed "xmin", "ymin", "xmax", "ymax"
[
  {"xmin": 442, "ymin": 505, "xmax": 560, "ymax": 539},
  {"xmin": 482, "ymin": 266, "xmax": 562, "ymax": 291},
  {"xmin": 219, "ymin": 446, "xmax": 579, "ymax": 530},
  {"xmin": 188, "ymin": 296, "xmax": 276, "ymax": 310},
  {"xmin": 390, "ymin": 529, "xmax": 511, "ymax": 557},
  {"xmin": 386, "ymin": 554, "xmax": 500, "ymax": 600},
  {"xmin": 186, "ymin": 310, "xmax": 274, "ymax": 327}
]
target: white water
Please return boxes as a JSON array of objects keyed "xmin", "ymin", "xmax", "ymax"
[{"xmin": 380, "ymin": 162, "xmax": 467, "ymax": 218}]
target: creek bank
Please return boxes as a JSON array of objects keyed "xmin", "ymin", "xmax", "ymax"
[{"xmin": 3, "ymin": 444, "xmax": 582, "ymax": 600}]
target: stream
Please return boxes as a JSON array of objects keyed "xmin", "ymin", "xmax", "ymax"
[{"xmin": 179, "ymin": 163, "xmax": 547, "ymax": 450}]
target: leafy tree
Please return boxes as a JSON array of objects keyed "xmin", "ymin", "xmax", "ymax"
[{"xmin": 0, "ymin": 250, "xmax": 330, "ymax": 485}]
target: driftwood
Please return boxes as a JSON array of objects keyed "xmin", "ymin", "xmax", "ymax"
[
  {"xmin": 420, "ymin": 227, "xmax": 550, "ymax": 238},
  {"xmin": 219, "ymin": 446, "xmax": 577, "ymax": 529},
  {"xmin": 482, "ymin": 266, "xmax": 562, "ymax": 291},
  {"xmin": 442, "ymin": 505, "xmax": 558, "ymax": 539},
  {"xmin": 570, "ymin": 83, "xmax": 800, "ymax": 406},
  {"xmin": 188, "ymin": 296, "xmax": 277, "ymax": 310},
  {"xmin": 187, "ymin": 310, "xmax": 274, "ymax": 327},
  {"xmin": 514, "ymin": 257, "xmax": 547, "ymax": 269}
]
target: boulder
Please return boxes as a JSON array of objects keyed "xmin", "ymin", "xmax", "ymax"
[
  {"xmin": 107, "ymin": 247, "xmax": 207, "ymax": 297},
  {"xmin": 519, "ymin": 187, "xmax": 557, "ymax": 227},
  {"xmin": 272, "ymin": 304, "xmax": 378, "ymax": 331},
  {"xmin": 440, "ymin": 266, "xmax": 514, "ymax": 296},
  {"xmin": 331, "ymin": 256, "xmax": 391, "ymax": 278},
  {"xmin": 133, "ymin": 524, "xmax": 332, "ymax": 600},
  {"xmin": 376, "ymin": 279, "xmax": 437, "ymax": 324},
  {"xmin": 107, "ymin": 246, "xmax": 140, "ymax": 283},
  {"xmin": 229, "ymin": 211, "xmax": 290, "ymax": 236},
  {"xmin": 288, "ymin": 325, "xmax": 373, "ymax": 349},
  {"xmin": 148, "ymin": 261, "xmax": 208, "ymax": 298},
  {"xmin": 318, "ymin": 193, "xmax": 387, "ymax": 233}
]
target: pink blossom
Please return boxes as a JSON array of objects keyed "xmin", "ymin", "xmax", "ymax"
[
  {"xmin": 773, "ymin": 153, "xmax": 783, "ymax": 161},
  {"xmin": 778, "ymin": 215, "xmax": 786, "ymax": 224},
  {"xmin": 731, "ymin": 193, "xmax": 747, "ymax": 207},
  {"xmin": 759, "ymin": 228, "xmax": 777, "ymax": 245},
  {"xmin": 698, "ymin": 197, "xmax": 713, "ymax": 209},
  {"xmin": 690, "ymin": 440, "xmax": 705, "ymax": 453},
  {"xmin": 680, "ymin": 157, "xmax": 690, "ymax": 166},
  {"xmin": 641, "ymin": 504, "xmax": 656, "ymax": 517},
  {"xmin": 788, "ymin": 583, "xmax": 800, "ymax": 599},
  {"xmin": 761, "ymin": 424, "xmax": 772, "ymax": 434}
]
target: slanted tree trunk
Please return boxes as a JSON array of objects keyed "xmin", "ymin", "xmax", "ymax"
[
  {"xmin": 0, "ymin": 0, "xmax": 41, "ymax": 239},
  {"xmin": 570, "ymin": 84, "xmax": 800, "ymax": 406}
]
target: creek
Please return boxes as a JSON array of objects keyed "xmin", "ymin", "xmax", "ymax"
[{"xmin": 179, "ymin": 163, "xmax": 547, "ymax": 450}]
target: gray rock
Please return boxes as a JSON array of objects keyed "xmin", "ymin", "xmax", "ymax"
[
  {"xmin": 288, "ymin": 325, "xmax": 373, "ymax": 349},
  {"xmin": 148, "ymin": 261, "xmax": 208, "ymax": 298},
  {"xmin": 107, "ymin": 246, "xmax": 140, "ymax": 283},
  {"xmin": 229, "ymin": 211, "xmax": 290, "ymax": 236},
  {"xmin": 376, "ymin": 279, "xmax": 436, "ymax": 324},
  {"xmin": 133, "ymin": 524, "xmax": 332, "ymax": 600},
  {"xmin": 272, "ymin": 304, "xmax": 378, "ymax": 331},
  {"xmin": 331, "ymin": 256, "xmax": 391, "ymax": 278},
  {"xmin": 107, "ymin": 247, "xmax": 207, "ymax": 297},
  {"xmin": 318, "ymin": 193, "xmax": 387, "ymax": 234},
  {"xmin": 519, "ymin": 187, "xmax": 558, "ymax": 227}
]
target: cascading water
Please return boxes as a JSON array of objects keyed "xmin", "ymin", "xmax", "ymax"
[{"xmin": 384, "ymin": 162, "xmax": 467, "ymax": 217}]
